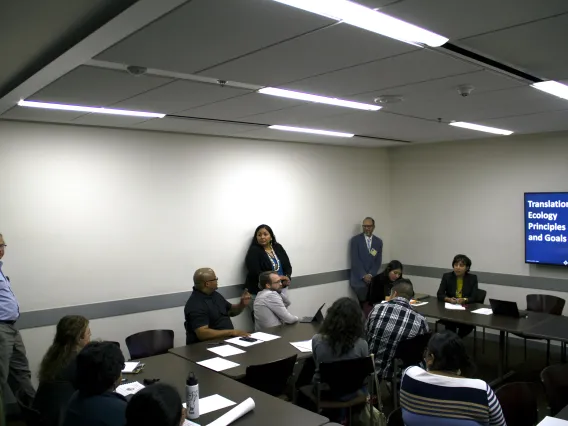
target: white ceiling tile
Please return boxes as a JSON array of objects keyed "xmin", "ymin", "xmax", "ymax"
[
  {"xmin": 460, "ymin": 14, "xmax": 568, "ymax": 80},
  {"xmin": 28, "ymin": 66, "xmax": 172, "ymax": 107},
  {"xmin": 134, "ymin": 117, "xmax": 258, "ymax": 136},
  {"xmin": 0, "ymin": 105, "xmax": 85, "ymax": 122},
  {"xmin": 95, "ymin": 0, "xmax": 333, "ymax": 74},
  {"xmin": 178, "ymin": 93, "xmax": 301, "ymax": 120},
  {"xmin": 371, "ymin": 0, "xmax": 568, "ymax": 40},
  {"xmin": 71, "ymin": 114, "xmax": 151, "ymax": 127},
  {"xmin": 240, "ymin": 103, "xmax": 356, "ymax": 126},
  {"xmin": 112, "ymin": 80, "xmax": 250, "ymax": 114},
  {"xmin": 482, "ymin": 110, "xmax": 568, "ymax": 134},
  {"xmin": 284, "ymin": 49, "xmax": 479, "ymax": 98},
  {"xmin": 199, "ymin": 23, "xmax": 417, "ymax": 86}
]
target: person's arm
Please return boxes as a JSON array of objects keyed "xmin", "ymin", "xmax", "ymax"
[
  {"xmin": 228, "ymin": 291, "xmax": 251, "ymax": 317},
  {"xmin": 280, "ymin": 287, "xmax": 291, "ymax": 307},
  {"xmin": 371, "ymin": 238, "xmax": 383, "ymax": 276},
  {"xmin": 277, "ymin": 244, "xmax": 292, "ymax": 279},
  {"xmin": 190, "ymin": 308, "xmax": 247, "ymax": 341},
  {"xmin": 466, "ymin": 274, "xmax": 479, "ymax": 303},
  {"xmin": 266, "ymin": 292, "xmax": 298, "ymax": 325},
  {"xmin": 437, "ymin": 274, "xmax": 456, "ymax": 303},
  {"xmin": 245, "ymin": 247, "xmax": 265, "ymax": 286},
  {"xmin": 486, "ymin": 385, "xmax": 507, "ymax": 426},
  {"xmin": 420, "ymin": 315, "xmax": 430, "ymax": 333}
]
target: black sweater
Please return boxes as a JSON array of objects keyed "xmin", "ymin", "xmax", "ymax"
[{"xmin": 244, "ymin": 243, "xmax": 292, "ymax": 294}]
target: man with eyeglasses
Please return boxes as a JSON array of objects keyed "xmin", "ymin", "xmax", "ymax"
[
  {"xmin": 349, "ymin": 217, "xmax": 383, "ymax": 307},
  {"xmin": 184, "ymin": 268, "xmax": 251, "ymax": 344},
  {"xmin": 0, "ymin": 233, "xmax": 35, "ymax": 399}
]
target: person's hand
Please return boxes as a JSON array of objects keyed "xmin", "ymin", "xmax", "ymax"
[
  {"xmin": 240, "ymin": 290, "xmax": 251, "ymax": 306},
  {"xmin": 231, "ymin": 329, "xmax": 250, "ymax": 337},
  {"xmin": 280, "ymin": 276, "xmax": 291, "ymax": 287},
  {"xmin": 363, "ymin": 274, "xmax": 372, "ymax": 284},
  {"xmin": 457, "ymin": 298, "xmax": 466, "ymax": 305},
  {"xmin": 447, "ymin": 297, "xmax": 458, "ymax": 304}
]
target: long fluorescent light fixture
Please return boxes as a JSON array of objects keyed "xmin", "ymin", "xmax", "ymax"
[
  {"xmin": 258, "ymin": 87, "xmax": 381, "ymax": 111},
  {"xmin": 449, "ymin": 121, "xmax": 513, "ymax": 136},
  {"xmin": 531, "ymin": 81, "xmax": 568, "ymax": 101},
  {"xmin": 18, "ymin": 100, "xmax": 165, "ymax": 118},
  {"xmin": 271, "ymin": 0, "xmax": 448, "ymax": 47},
  {"xmin": 269, "ymin": 125, "xmax": 354, "ymax": 137}
]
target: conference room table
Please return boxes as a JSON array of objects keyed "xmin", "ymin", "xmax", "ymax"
[
  {"xmin": 556, "ymin": 405, "xmax": 568, "ymax": 421},
  {"xmin": 522, "ymin": 314, "xmax": 568, "ymax": 362},
  {"xmin": 413, "ymin": 298, "xmax": 553, "ymax": 386},
  {"xmin": 170, "ymin": 322, "xmax": 320, "ymax": 380},
  {"xmin": 126, "ymin": 353, "xmax": 329, "ymax": 426}
]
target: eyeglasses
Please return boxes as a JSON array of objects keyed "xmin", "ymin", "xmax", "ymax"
[
  {"xmin": 206, "ymin": 277, "xmax": 219, "ymax": 283},
  {"xmin": 0, "ymin": 245, "xmax": 6, "ymax": 249},
  {"xmin": 362, "ymin": 225, "xmax": 374, "ymax": 228}
]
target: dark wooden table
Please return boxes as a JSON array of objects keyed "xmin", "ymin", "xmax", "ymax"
[
  {"xmin": 170, "ymin": 322, "xmax": 320, "ymax": 379},
  {"xmin": 523, "ymin": 315, "xmax": 568, "ymax": 362},
  {"xmin": 414, "ymin": 299, "xmax": 552, "ymax": 386},
  {"xmin": 556, "ymin": 404, "xmax": 568, "ymax": 420},
  {"xmin": 125, "ymin": 353, "xmax": 329, "ymax": 426}
]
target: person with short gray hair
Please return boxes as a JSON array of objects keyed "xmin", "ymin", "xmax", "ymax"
[
  {"xmin": 253, "ymin": 271, "xmax": 298, "ymax": 331},
  {"xmin": 0, "ymin": 233, "xmax": 35, "ymax": 400}
]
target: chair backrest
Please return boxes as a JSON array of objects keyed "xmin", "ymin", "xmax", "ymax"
[
  {"xmin": 15, "ymin": 388, "xmax": 41, "ymax": 426},
  {"xmin": 243, "ymin": 355, "xmax": 297, "ymax": 397},
  {"xmin": 32, "ymin": 381, "xmax": 76, "ymax": 426},
  {"xmin": 476, "ymin": 288, "xmax": 487, "ymax": 304},
  {"xmin": 387, "ymin": 407, "xmax": 404, "ymax": 426},
  {"xmin": 394, "ymin": 332, "xmax": 433, "ymax": 368},
  {"xmin": 526, "ymin": 294, "xmax": 565, "ymax": 315},
  {"xmin": 541, "ymin": 363, "xmax": 568, "ymax": 416},
  {"xmin": 319, "ymin": 356, "xmax": 374, "ymax": 396},
  {"xmin": 125, "ymin": 329, "xmax": 174, "ymax": 360},
  {"xmin": 495, "ymin": 382, "xmax": 538, "ymax": 426}
]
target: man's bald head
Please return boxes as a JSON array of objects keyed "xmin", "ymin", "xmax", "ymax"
[{"xmin": 193, "ymin": 268, "xmax": 217, "ymax": 292}]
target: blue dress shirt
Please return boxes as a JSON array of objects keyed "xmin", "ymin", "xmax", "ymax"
[{"xmin": 0, "ymin": 261, "xmax": 20, "ymax": 321}]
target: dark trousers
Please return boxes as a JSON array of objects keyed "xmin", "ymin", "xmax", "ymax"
[
  {"xmin": 443, "ymin": 321, "xmax": 474, "ymax": 338},
  {"xmin": 0, "ymin": 323, "xmax": 36, "ymax": 401}
]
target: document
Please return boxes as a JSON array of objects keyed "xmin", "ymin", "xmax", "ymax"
[
  {"xmin": 537, "ymin": 417, "xmax": 568, "ymax": 425},
  {"xmin": 249, "ymin": 332, "xmax": 281, "ymax": 341},
  {"xmin": 197, "ymin": 357, "xmax": 240, "ymax": 372},
  {"xmin": 472, "ymin": 308, "xmax": 493, "ymax": 315},
  {"xmin": 183, "ymin": 421, "xmax": 200, "ymax": 426},
  {"xmin": 116, "ymin": 381, "xmax": 145, "ymax": 396},
  {"xmin": 206, "ymin": 398, "xmax": 255, "ymax": 426},
  {"xmin": 225, "ymin": 336, "xmax": 264, "ymax": 347},
  {"xmin": 444, "ymin": 303, "xmax": 466, "ymax": 310},
  {"xmin": 122, "ymin": 361, "xmax": 140, "ymax": 373},
  {"xmin": 206, "ymin": 345, "xmax": 245, "ymax": 357},
  {"xmin": 183, "ymin": 394, "xmax": 236, "ymax": 415},
  {"xmin": 411, "ymin": 301, "xmax": 429, "ymax": 307},
  {"xmin": 290, "ymin": 340, "xmax": 312, "ymax": 353}
]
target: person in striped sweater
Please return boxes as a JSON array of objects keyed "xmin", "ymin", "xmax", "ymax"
[{"xmin": 401, "ymin": 331, "xmax": 506, "ymax": 426}]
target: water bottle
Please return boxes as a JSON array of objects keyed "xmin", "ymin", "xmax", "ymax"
[{"xmin": 186, "ymin": 372, "xmax": 199, "ymax": 419}]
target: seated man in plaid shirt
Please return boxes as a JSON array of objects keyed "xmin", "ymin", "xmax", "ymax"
[{"xmin": 366, "ymin": 278, "xmax": 429, "ymax": 379}]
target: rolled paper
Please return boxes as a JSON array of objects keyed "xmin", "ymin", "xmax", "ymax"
[{"xmin": 206, "ymin": 398, "xmax": 255, "ymax": 426}]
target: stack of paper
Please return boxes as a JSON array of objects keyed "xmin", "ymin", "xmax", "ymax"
[
  {"xmin": 183, "ymin": 394, "xmax": 236, "ymax": 415},
  {"xmin": 249, "ymin": 332, "xmax": 281, "ymax": 342},
  {"xmin": 206, "ymin": 398, "xmax": 255, "ymax": 426},
  {"xmin": 116, "ymin": 381, "xmax": 145, "ymax": 397},
  {"xmin": 290, "ymin": 340, "xmax": 312, "ymax": 353},
  {"xmin": 471, "ymin": 308, "xmax": 493, "ymax": 315},
  {"xmin": 206, "ymin": 345, "xmax": 245, "ymax": 357},
  {"xmin": 122, "ymin": 361, "xmax": 141, "ymax": 373},
  {"xmin": 537, "ymin": 417, "xmax": 568, "ymax": 425},
  {"xmin": 197, "ymin": 357, "xmax": 240, "ymax": 372},
  {"xmin": 444, "ymin": 303, "xmax": 466, "ymax": 311}
]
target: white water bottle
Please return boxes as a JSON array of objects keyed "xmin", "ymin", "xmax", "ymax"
[{"xmin": 186, "ymin": 372, "xmax": 200, "ymax": 419}]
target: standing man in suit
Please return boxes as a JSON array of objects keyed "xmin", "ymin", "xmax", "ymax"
[
  {"xmin": 350, "ymin": 217, "xmax": 383, "ymax": 304},
  {"xmin": 0, "ymin": 233, "xmax": 35, "ymax": 400}
]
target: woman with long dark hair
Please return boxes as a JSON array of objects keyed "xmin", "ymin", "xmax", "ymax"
[
  {"xmin": 367, "ymin": 260, "xmax": 403, "ymax": 305},
  {"xmin": 244, "ymin": 224, "xmax": 292, "ymax": 295},
  {"xmin": 401, "ymin": 331, "xmax": 505, "ymax": 426}
]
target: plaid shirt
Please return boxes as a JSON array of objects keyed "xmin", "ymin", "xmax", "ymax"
[{"xmin": 366, "ymin": 297, "xmax": 429, "ymax": 378}]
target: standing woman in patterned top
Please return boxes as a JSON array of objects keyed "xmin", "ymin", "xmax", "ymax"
[{"xmin": 245, "ymin": 225, "xmax": 292, "ymax": 298}]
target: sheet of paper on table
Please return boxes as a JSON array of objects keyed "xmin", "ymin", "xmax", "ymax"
[
  {"xmin": 183, "ymin": 394, "xmax": 236, "ymax": 415},
  {"xmin": 183, "ymin": 420, "xmax": 200, "ymax": 426},
  {"xmin": 197, "ymin": 357, "xmax": 240, "ymax": 372},
  {"xmin": 116, "ymin": 381, "xmax": 145, "ymax": 396},
  {"xmin": 225, "ymin": 336, "xmax": 264, "ymax": 348},
  {"xmin": 411, "ymin": 301, "xmax": 429, "ymax": 307},
  {"xmin": 206, "ymin": 345, "xmax": 245, "ymax": 357},
  {"xmin": 249, "ymin": 332, "xmax": 281, "ymax": 341},
  {"xmin": 537, "ymin": 417, "xmax": 568, "ymax": 425},
  {"xmin": 445, "ymin": 303, "xmax": 466, "ymax": 311},
  {"xmin": 122, "ymin": 361, "xmax": 140, "ymax": 373},
  {"xmin": 290, "ymin": 340, "xmax": 312, "ymax": 353},
  {"xmin": 472, "ymin": 308, "xmax": 493, "ymax": 315}
]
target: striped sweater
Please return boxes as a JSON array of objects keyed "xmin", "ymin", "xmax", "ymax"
[{"xmin": 401, "ymin": 366, "xmax": 506, "ymax": 426}]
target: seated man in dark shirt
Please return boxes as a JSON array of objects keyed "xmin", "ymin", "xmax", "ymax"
[
  {"xmin": 184, "ymin": 267, "xmax": 251, "ymax": 344},
  {"xmin": 62, "ymin": 341, "xmax": 127, "ymax": 426}
]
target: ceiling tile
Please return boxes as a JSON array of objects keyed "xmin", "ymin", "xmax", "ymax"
[
  {"xmin": 199, "ymin": 23, "xmax": 416, "ymax": 87},
  {"xmin": 482, "ymin": 109, "xmax": 568, "ymax": 134},
  {"xmin": 28, "ymin": 66, "xmax": 172, "ymax": 107},
  {"xmin": 95, "ymin": 0, "xmax": 333, "ymax": 74},
  {"xmin": 460, "ymin": 14, "xmax": 568, "ymax": 80},
  {"xmin": 284, "ymin": 49, "xmax": 479, "ymax": 98},
  {"xmin": 71, "ymin": 114, "xmax": 151, "ymax": 128},
  {"xmin": 240, "ymin": 103, "xmax": 356, "ymax": 126},
  {"xmin": 111, "ymin": 80, "xmax": 250, "ymax": 114},
  {"xmin": 370, "ymin": 0, "xmax": 568, "ymax": 40},
  {"xmin": 134, "ymin": 117, "xmax": 257, "ymax": 136},
  {"xmin": 0, "ymin": 105, "xmax": 85, "ymax": 122}
]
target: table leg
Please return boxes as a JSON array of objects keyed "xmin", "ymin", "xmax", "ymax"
[{"xmin": 489, "ymin": 330, "xmax": 515, "ymax": 387}]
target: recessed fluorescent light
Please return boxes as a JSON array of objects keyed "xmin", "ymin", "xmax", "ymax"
[
  {"xmin": 269, "ymin": 125, "xmax": 354, "ymax": 137},
  {"xmin": 258, "ymin": 87, "xmax": 381, "ymax": 111},
  {"xmin": 271, "ymin": 0, "xmax": 448, "ymax": 47},
  {"xmin": 531, "ymin": 81, "xmax": 568, "ymax": 101},
  {"xmin": 17, "ymin": 100, "xmax": 165, "ymax": 118},
  {"xmin": 449, "ymin": 121, "xmax": 513, "ymax": 136}
]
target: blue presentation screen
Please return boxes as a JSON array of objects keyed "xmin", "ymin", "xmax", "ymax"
[{"xmin": 525, "ymin": 192, "xmax": 568, "ymax": 266}]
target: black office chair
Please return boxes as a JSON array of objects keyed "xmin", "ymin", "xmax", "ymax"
[
  {"xmin": 495, "ymin": 382, "xmax": 538, "ymax": 426},
  {"xmin": 391, "ymin": 332, "xmax": 433, "ymax": 408},
  {"xmin": 299, "ymin": 356, "xmax": 377, "ymax": 425},
  {"xmin": 125, "ymin": 329, "xmax": 174, "ymax": 360},
  {"xmin": 541, "ymin": 363, "xmax": 568, "ymax": 416},
  {"xmin": 241, "ymin": 355, "xmax": 297, "ymax": 400},
  {"xmin": 473, "ymin": 288, "xmax": 487, "ymax": 357},
  {"xmin": 32, "ymin": 380, "xmax": 76, "ymax": 426},
  {"xmin": 15, "ymin": 388, "xmax": 41, "ymax": 426}
]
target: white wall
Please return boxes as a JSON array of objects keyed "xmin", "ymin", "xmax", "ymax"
[
  {"xmin": 389, "ymin": 131, "xmax": 568, "ymax": 281},
  {"xmin": 0, "ymin": 119, "xmax": 390, "ymax": 382}
]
